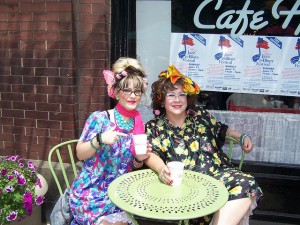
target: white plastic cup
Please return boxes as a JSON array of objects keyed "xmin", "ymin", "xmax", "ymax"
[
  {"xmin": 167, "ymin": 161, "xmax": 184, "ymax": 186},
  {"xmin": 133, "ymin": 134, "xmax": 147, "ymax": 155}
]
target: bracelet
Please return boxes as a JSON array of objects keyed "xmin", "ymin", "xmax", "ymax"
[
  {"xmin": 90, "ymin": 137, "xmax": 99, "ymax": 151},
  {"xmin": 134, "ymin": 157, "xmax": 143, "ymax": 163},
  {"xmin": 133, "ymin": 158, "xmax": 144, "ymax": 168},
  {"xmin": 240, "ymin": 133, "xmax": 250, "ymax": 145},
  {"xmin": 96, "ymin": 133, "xmax": 103, "ymax": 145}
]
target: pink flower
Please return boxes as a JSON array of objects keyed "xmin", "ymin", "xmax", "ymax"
[
  {"xmin": 36, "ymin": 177, "xmax": 42, "ymax": 188},
  {"xmin": 154, "ymin": 110, "xmax": 160, "ymax": 116},
  {"xmin": 1, "ymin": 168, "xmax": 7, "ymax": 175},
  {"xmin": 6, "ymin": 211, "xmax": 18, "ymax": 221},
  {"xmin": 0, "ymin": 155, "xmax": 45, "ymax": 222},
  {"xmin": 27, "ymin": 161, "xmax": 36, "ymax": 170},
  {"xmin": 17, "ymin": 175, "xmax": 26, "ymax": 185},
  {"xmin": 23, "ymin": 192, "xmax": 33, "ymax": 215},
  {"xmin": 12, "ymin": 170, "xmax": 21, "ymax": 176},
  {"xmin": 35, "ymin": 195, "xmax": 45, "ymax": 205},
  {"xmin": 5, "ymin": 185, "xmax": 14, "ymax": 192}
]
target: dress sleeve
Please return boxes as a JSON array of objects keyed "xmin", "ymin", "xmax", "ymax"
[
  {"xmin": 79, "ymin": 111, "xmax": 109, "ymax": 142},
  {"xmin": 145, "ymin": 119, "xmax": 167, "ymax": 162},
  {"xmin": 198, "ymin": 109, "xmax": 228, "ymax": 149}
]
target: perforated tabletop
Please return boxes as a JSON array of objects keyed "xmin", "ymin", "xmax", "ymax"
[{"xmin": 108, "ymin": 169, "xmax": 228, "ymax": 221}]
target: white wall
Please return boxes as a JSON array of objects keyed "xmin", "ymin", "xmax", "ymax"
[
  {"xmin": 136, "ymin": 0, "xmax": 171, "ymax": 103},
  {"xmin": 136, "ymin": 0, "xmax": 171, "ymax": 122}
]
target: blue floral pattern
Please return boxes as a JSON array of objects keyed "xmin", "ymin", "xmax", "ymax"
[{"xmin": 69, "ymin": 111, "xmax": 135, "ymax": 225}]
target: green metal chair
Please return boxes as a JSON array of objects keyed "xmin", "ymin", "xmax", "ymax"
[
  {"xmin": 225, "ymin": 135, "xmax": 246, "ymax": 170},
  {"xmin": 48, "ymin": 139, "xmax": 79, "ymax": 195}
]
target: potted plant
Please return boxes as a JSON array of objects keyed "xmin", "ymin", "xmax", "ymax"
[{"xmin": 0, "ymin": 155, "xmax": 45, "ymax": 224}]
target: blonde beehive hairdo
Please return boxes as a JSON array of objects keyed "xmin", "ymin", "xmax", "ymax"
[{"xmin": 112, "ymin": 57, "xmax": 147, "ymax": 93}]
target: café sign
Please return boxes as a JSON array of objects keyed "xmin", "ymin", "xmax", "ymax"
[
  {"xmin": 172, "ymin": 0, "xmax": 300, "ymax": 37},
  {"xmin": 184, "ymin": 0, "xmax": 300, "ymax": 37}
]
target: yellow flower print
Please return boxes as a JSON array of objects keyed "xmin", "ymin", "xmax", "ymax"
[
  {"xmin": 190, "ymin": 141, "xmax": 199, "ymax": 152},
  {"xmin": 211, "ymin": 118, "xmax": 216, "ymax": 125},
  {"xmin": 215, "ymin": 158, "xmax": 221, "ymax": 165},
  {"xmin": 167, "ymin": 130, "xmax": 173, "ymax": 135},
  {"xmin": 228, "ymin": 177, "xmax": 233, "ymax": 182},
  {"xmin": 211, "ymin": 138, "xmax": 217, "ymax": 147},
  {"xmin": 230, "ymin": 186, "xmax": 242, "ymax": 196},
  {"xmin": 190, "ymin": 160, "xmax": 196, "ymax": 167},
  {"xmin": 224, "ymin": 173, "xmax": 230, "ymax": 177},
  {"xmin": 175, "ymin": 147, "xmax": 184, "ymax": 155},
  {"xmin": 161, "ymin": 146, "xmax": 167, "ymax": 152},
  {"xmin": 179, "ymin": 130, "xmax": 184, "ymax": 136},
  {"xmin": 209, "ymin": 166, "xmax": 215, "ymax": 173},
  {"xmin": 198, "ymin": 126, "xmax": 206, "ymax": 134},
  {"xmin": 184, "ymin": 158, "xmax": 190, "ymax": 165},
  {"xmin": 184, "ymin": 149, "xmax": 189, "ymax": 156},
  {"xmin": 199, "ymin": 154, "xmax": 204, "ymax": 161},
  {"xmin": 152, "ymin": 138, "xmax": 161, "ymax": 147},
  {"xmin": 213, "ymin": 153, "xmax": 221, "ymax": 165},
  {"xmin": 162, "ymin": 139, "xmax": 170, "ymax": 147},
  {"xmin": 204, "ymin": 215, "xmax": 211, "ymax": 222},
  {"xmin": 184, "ymin": 135, "xmax": 189, "ymax": 141}
]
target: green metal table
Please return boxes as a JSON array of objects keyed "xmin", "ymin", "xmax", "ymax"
[{"xmin": 108, "ymin": 169, "xmax": 228, "ymax": 225}]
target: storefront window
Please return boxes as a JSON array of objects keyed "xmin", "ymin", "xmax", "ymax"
[{"xmin": 136, "ymin": 0, "xmax": 300, "ymax": 112}]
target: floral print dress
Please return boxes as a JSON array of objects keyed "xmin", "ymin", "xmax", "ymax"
[
  {"xmin": 145, "ymin": 109, "xmax": 263, "ymax": 225},
  {"xmin": 69, "ymin": 111, "xmax": 135, "ymax": 225}
]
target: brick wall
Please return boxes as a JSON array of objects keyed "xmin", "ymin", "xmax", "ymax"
[{"xmin": 0, "ymin": 0, "xmax": 111, "ymax": 161}]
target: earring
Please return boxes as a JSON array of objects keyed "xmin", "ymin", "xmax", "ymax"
[
  {"xmin": 116, "ymin": 96, "xmax": 119, "ymax": 100},
  {"xmin": 161, "ymin": 103, "xmax": 164, "ymax": 108}
]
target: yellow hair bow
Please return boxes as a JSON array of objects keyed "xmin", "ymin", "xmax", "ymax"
[{"xmin": 159, "ymin": 65, "xmax": 200, "ymax": 95}]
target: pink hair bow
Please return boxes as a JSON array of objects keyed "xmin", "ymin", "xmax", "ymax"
[
  {"xmin": 116, "ymin": 71, "xmax": 128, "ymax": 80},
  {"xmin": 103, "ymin": 70, "xmax": 116, "ymax": 99}
]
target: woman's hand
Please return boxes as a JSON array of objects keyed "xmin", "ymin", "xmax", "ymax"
[
  {"xmin": 242, "ymin": 136, "xmax": 253, "ymax": 153},
  {"xmin": 158, "ymin": 165, "xmax": 172, "ymax": 185},
  {"xmin": 101, "ymin": 125, "xmax": 127, "ymax": 145}
]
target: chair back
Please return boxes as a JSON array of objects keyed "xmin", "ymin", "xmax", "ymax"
[
  {"xmin": 225, "ymin": 135, "xmax": 245, "ymax": 170},
  {"xmin": 48, "ymin": 139, "xmax": 79, "ymax": 195}
]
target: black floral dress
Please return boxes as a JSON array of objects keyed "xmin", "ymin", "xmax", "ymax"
[{"xmin": 145, "ymin": 109, "xmax": 263, "ymax": 225}]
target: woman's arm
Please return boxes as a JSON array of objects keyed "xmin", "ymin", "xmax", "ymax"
[
  {"xmin": 76, "ymin": 139, "xmax": 98, "ymax": 161},
  {"xmin": 76, "ymin": 125, "xmax": 127, "ymax": 161},
  {"xmin": 144, "ymin": 152, "xmax": 165, "ymax": 173},
  {"xmin": 144, "ymin": 152, "xmax": 172, "ymax": 184},
  {"xmin": 226, "ymin": 129, "xmax": 253, "ymax": 153}
]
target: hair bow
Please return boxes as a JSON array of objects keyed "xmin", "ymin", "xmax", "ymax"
[
  {"xmin": 159, "ymin": 65, "xmax": 200, "ymax": 95},
  {"xmin": 103, "ymin": 70, "xmax": 116, "ymax": 98},
  {"xmin": 116, "ymin": 71, "xmax": 128, "ymax": 80}
]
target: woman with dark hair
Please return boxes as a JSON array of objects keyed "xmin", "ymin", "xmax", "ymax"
[
  {"xmin": 144, "ymin": 65, "xmax": 263, "ymax": 225},
  {"xmin": 69, "ymin": 57, "xmax": 151, "ymax": 225}
]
